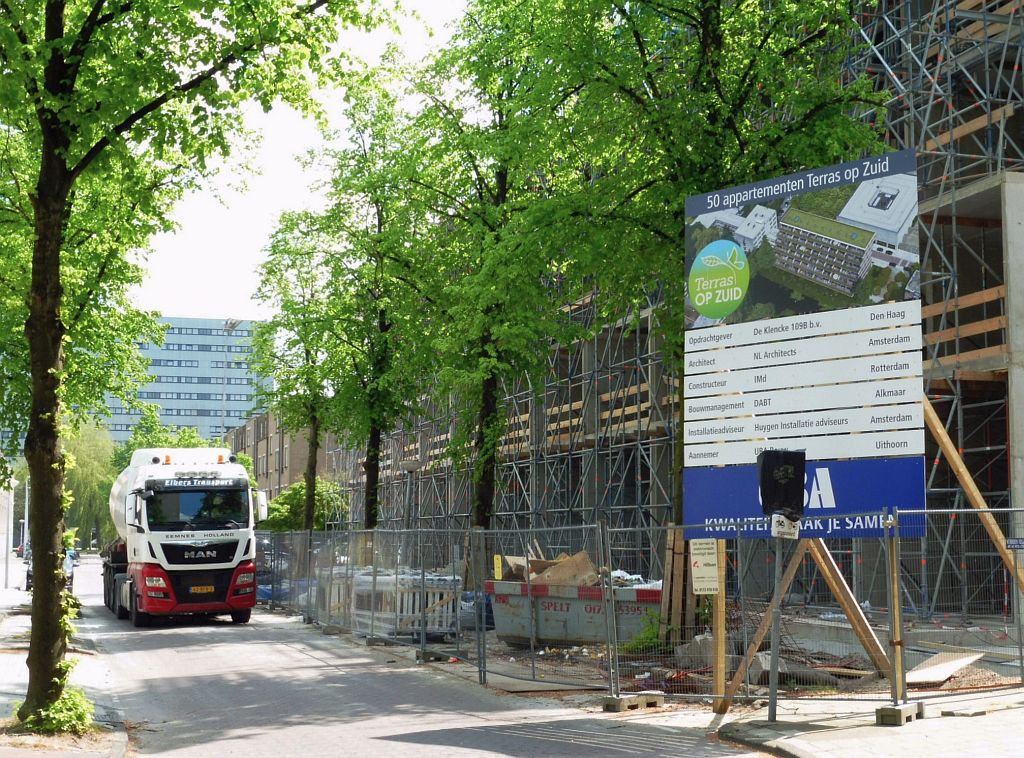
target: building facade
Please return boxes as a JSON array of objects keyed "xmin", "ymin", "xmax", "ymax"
[
  {"xmin": 106, "ymin": 316, "xmax": 262, "ymax": 443},
  {"xmin": 225, "ymin": 411, "xmax": 334, "ymax": 500}
]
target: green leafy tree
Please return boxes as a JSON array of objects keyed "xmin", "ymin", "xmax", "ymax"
[
  {"xmin": 409, "ymin": 3, "xmax": 591, "ymax": 528},
  {"xmin": 262, "ymin": 479, "xmax": 348, "ymax": 531},
  {"xmin": 540, "ymin": 0, "xmax": 886, "ymax": 520},
  {"xmin": 252, "ymin": 214, "xmax": 345, "ymax": 532},
  {"xmin": 2, "ymin": 0, "xmax": 380, "ymax": 719},
  {"xmin": 109, "ymin": 405, "xmax": 211, "ymax": 472},
  {"xmin": 316, "ymin": 69, "xmax": 436, "ymax": 529},
  {"xmin": 63, "ymin": 423, "xmax": 116, "ymax": 548}
]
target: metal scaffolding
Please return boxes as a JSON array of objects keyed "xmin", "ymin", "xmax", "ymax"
[{"xmin": 326, "ymin": 0, "xmax": 1022, "ymax": 613}]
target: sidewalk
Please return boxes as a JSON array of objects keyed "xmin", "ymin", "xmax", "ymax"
[
  {"xmin": 712, "ymin": 688, "xmax": 1024, "ymax": 757},
  {"xmin": 0, "ymin": 562, "xmax": 127, "ymax": 758},
  {"xmin": 2, "ymin": 561, "xmax": 1024, "ymax": 757}
]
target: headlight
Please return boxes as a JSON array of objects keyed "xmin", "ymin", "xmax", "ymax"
[
  {"xmin": 145, "ymin": 576, "xmax": 167, "ymax": 588},
  {"xmin": 237, "ymin": 571, "xmax": 255, "ymax": 585}
]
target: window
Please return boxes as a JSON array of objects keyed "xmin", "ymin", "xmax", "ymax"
[{"xmin": 868, "ymin": 189, "xmax": 898, "ymax": 211}]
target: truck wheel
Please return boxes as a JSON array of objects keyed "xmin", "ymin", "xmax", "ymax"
[
  {"xmin": 116, "ymin": 596, "xmax": 129, "ymax": 620},
  {"xmin": 130, "ymin": 592, "xmax": 151, "ymax": 628},
  {"xmin": 104, "ymin": 571, "xmax": 115, "ymax": 612},
  {"xmin": 230, "ymin": 609, "xmax": 251, "ymax": 624}
]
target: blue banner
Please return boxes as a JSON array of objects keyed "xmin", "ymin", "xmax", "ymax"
[{"xmin": 682, "ymin": 457, "xmax": 925, "ymax": 539}]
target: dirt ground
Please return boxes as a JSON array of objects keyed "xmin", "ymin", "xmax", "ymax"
[{"xmin": 0, "ymin": 717, "xmax": 112, "ymax": 753}]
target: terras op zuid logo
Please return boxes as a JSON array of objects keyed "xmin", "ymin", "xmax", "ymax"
[{"xmin": 688, "ymin": 239, "xmax": 750, "ymax": 319}]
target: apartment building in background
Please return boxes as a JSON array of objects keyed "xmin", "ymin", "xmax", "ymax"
[
  {"xmin": 225, "ymin": 410, "xmax": 335, "ymax": 500},
  {"xmin": 106, "ymin": 316, "xmax": 263, "ymax": 443}
]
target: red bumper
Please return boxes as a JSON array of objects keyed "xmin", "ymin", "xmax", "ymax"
[{"xmin": 132, "ymin": 561, "xmax": 257, "ymax": 616}]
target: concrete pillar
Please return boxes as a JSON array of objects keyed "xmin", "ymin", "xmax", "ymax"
[{"xmin": 1003, "ymin": 172, "xmax": 1024, "ymax": 628}]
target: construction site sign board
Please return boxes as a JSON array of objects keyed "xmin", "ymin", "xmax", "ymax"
[
  {"xmin": 689, "ymin": 539, "xmax": 721, "ymax": 594},
  {"xmin": 682, "ymin": 150, "xmax": 924, "ymax": 538}
]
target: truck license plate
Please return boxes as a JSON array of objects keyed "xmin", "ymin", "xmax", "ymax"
[{"xmin": 190, "ymin": 585, "xmax": 214, "ymax": 594}]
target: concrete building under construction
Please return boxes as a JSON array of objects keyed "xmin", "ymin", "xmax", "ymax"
[{"xmin": 324, "ymin": 1, "xmax": 1024, "ymax": 620}]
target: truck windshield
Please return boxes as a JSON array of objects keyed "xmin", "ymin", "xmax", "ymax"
[{"xmin": 146, "ymin": 488, "xmax": 249, "ymax": 531}]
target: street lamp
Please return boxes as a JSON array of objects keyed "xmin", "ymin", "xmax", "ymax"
[{"xmin": 222, "ymin": 318, "xmax": 243, "ymax": 442}]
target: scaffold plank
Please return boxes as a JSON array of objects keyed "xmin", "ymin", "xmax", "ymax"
[
  {"xmin": 925, "ymin": 315, "xmax": 1007, "ymax": 345},
  {"xmin": 923, "ymin": 104, "xmax": 1014, "ymax": 152},
  {"xmin": 934, "ymin": 344, "xmax": 1007, "ymax": 366},
  {"xmin": 921, "ymin": 285, "xmax": 1005, "ymax": 319}
]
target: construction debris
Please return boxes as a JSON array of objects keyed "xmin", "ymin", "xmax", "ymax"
[
  {"xmin": 500, "ymin": 550, "xmax": 600, "ymax": 587},
  {"xmin": 906, "ymin": 651, "xmax": 984, "ymax": 687}
]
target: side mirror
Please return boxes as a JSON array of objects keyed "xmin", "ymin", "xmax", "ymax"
[{"xmin": 256, "ymin": 491, "xmax": 268, "ymax": 522}]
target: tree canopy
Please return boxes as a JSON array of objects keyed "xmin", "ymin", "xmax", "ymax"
[
  {"xmin": 1, "ymin": 0, "xmax": 377, "ymax": 724},
  {"xmin": 262, "ymin": 479, "xmax": 348, "ymax": 531}
]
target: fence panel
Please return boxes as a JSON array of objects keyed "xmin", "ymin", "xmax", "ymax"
[
  {"xmin": 252, "ymin": 514, "xmax": 1024, "ymax": 709},
  {"xmin": 897, "ymin": 509, "xmax": 1024, "ymax": 700},
  {"xmin": 479, "ymin": 524, "xmax": 609, "ymax": 690},
  {"xmin": 608, "ymin": 515, "xmax": 901, "ymax": 703}
]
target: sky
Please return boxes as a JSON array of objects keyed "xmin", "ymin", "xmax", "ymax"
[{"xmin": 131, "ymin": 2, "xmax": 465, "ymax": 322}]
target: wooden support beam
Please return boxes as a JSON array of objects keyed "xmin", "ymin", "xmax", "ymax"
[
  {"xmin": 671, "ymin": 530, "xmax": 685, "ymax": 641},
  {"xmin": 714, "ymin": 540, "xmax": 809, "ymax": 714},
  {"xmin": 925, "ymin": 315, "xmax": 1007, "ymax": 346},
  {"xmin": 923, "ymin": 104, "xmax": 1014, "ymax": 152},
  {"xmin": 920, "ymin": 285, "xmax": 1005, "ymax": 319},
  {"xmin": 712, "ymin": 539, "xmax": 728, "ymax": 711},
  {"xmin": 924, "ymin": 396, "xmax": 1024, "ymax": 594},
  {"xmin": 658, "ymin": 529, "xmax": 675, "ymax": 642},
  {"xmin": 806, "ymin": 539, "xmax": 890, "ymax": 675}
]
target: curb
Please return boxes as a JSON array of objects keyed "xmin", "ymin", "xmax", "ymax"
[
  {"xmin": 93, "ymin": 703, "xmax": 129, "ymax": 758},
  {"xmin": 717, "ymin": 721, "xmax": 830, "ymax": 758}
]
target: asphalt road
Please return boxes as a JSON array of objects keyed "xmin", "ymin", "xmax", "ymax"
[{"xmin": 74, "ymin": 557, "xmax": 762, "ymax": 757}]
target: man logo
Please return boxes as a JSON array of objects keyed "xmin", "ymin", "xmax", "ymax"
[{"xmin": 183, "ymin": 549, "xmax": 217, "ymax": 559}]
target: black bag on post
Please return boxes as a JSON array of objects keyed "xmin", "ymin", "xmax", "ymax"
[{"xmin": 757, "ymin": 449, "xmax": 806, "ymax": 522}]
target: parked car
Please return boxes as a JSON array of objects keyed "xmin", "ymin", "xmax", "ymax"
[{"xmin": 458, "ymin": 591, "xmax": 494, "ymax": 631}]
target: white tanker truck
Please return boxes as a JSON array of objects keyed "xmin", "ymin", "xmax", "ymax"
[{"xmin": 102, "ymin": 448, "xmax": 268, "ymax": 627}]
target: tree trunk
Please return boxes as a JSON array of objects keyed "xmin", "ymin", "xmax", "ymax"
[
  {"xmin": 472, "ymin": 371, "xmax": 500, "ymax": 529},
  {"xmin": 20, "ymin": 147, "xmax": 73, "ymax": 719},
  {"xmin": 363, "ymin": 424, "xmax": 382, "ymax": 529},
  {"xmin": 303, "ymin": 414, "xmax": 320, "ymax": 531}
]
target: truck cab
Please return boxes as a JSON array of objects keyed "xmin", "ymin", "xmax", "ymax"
[{"xmin": 104, "ymin": 448, "xmax": 268, "ymax": 627}]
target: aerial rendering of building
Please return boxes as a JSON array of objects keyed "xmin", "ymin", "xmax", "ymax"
[
  {"xmin": 772, "ymin": 209, "xmax": 875, "ymax": 295},
  {"xmin": 694, "ymin": 204, "xmax": 779, "ymax": 252},
  {"xmin": 105, "ymin": 316, "xmax": 262, "ymax": 443},
  {"xmin": 837, "ymin": 172, "xmax": 918, "ymax": 248}
]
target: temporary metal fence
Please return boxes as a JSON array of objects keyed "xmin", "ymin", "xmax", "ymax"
[{"xmin": 254, "ymin": 509, "xmax": 1024, "ymax": 709}]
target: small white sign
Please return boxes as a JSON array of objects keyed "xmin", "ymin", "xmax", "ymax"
[
  {"xmin": 684, "ymin": 428, "xmax": 925, "ymax": 467},
  {"xmin": 684, "ymin": 352, "xmax": 922, "ymax": 398},
  {"xmin": 684, "ymin": 377, "xmax": 921, "ymax": 422},
  {"xmin": 771, "ymin": 514, "xmax": 801, "ymax": 539},
  {"xmin": 690, "ymin": 538, "xmax": 721, "ymax": 595},
  {"xmin": 685, "ymin": 325, "xmax": 922, "ymax": 375},
  {"xmin": 685, "ymin": 301, "xmax": 922, "ymax": 353}
]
